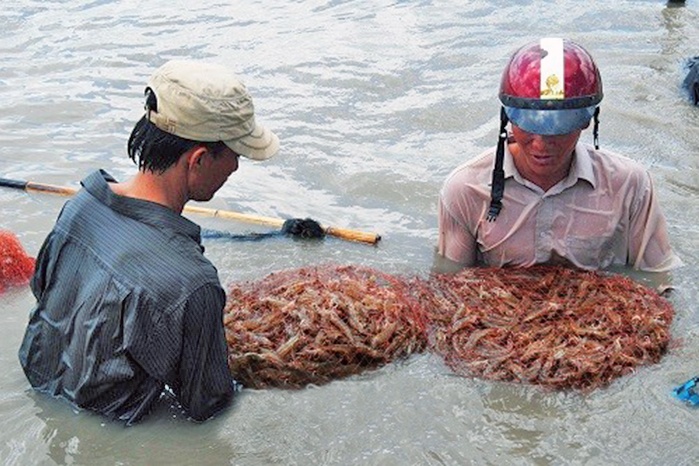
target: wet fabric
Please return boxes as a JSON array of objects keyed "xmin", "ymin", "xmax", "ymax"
[
  {"xmin": 438, "ymin": 142, "xmax": 682, "ymax": 272},
  {"xmin": 18, "ymin": 170, "xmax": 234, "ymax": 425}
]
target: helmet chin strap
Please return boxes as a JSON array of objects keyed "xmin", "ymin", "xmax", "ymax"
[
  {"xmin": 487, "ymin": 107, "xmax": 509, "ymax": 221},
  {"xmin": 593, "ymin": 107, "xmax": 600, "ymax": 150}
]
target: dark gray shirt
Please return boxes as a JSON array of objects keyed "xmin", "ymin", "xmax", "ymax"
[{"xmin": 18, "ymin": 170, "xmax": 234, "ymax": 425}]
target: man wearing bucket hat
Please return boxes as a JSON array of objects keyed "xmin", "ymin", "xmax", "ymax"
[
  {"xmin": 19, "ymin": 60, "xmax": 278, "ymax": 425},
  {"xmin": 437, "ymin": 38, "xmax": 681, "ymax": 272}
]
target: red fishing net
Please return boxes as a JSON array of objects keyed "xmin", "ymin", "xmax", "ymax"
[
  {"xmin": 224, "ymin": 264, "xmax": 674, "ymax": 392},
  {"xmin": 224, "ymin": 264, "xmax": 427, "ymax": 389},
  {"xmin": 421, "ymin": 266, "xmax": 674, "ymax": 392},
  {"xmin": 0, "ymin": 230, "xmax": 35, "ymax": 293}
]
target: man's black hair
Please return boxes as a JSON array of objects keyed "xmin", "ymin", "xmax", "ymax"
[{"xmin": 127, "ymin": 89, "xmax": 227, "ymax": 173}]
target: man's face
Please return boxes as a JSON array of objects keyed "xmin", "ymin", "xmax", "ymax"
[
  {"xmin": 189, "ymin": 146, "xmax": 240, "ymax": 202},
  {"xmin": 510, "ymin": 124, "xmax": 581, "ymax": 189}
]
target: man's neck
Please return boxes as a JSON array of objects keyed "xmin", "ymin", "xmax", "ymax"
[{"xmin": 109, "ymin": 169, "xmax": 188, "ymax": 213}]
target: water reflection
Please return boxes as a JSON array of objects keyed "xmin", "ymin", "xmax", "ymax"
[
  {"xmin": 28, "ymin": 391, "xmax": 239, "ymax": 465},
  {"xmin": 661, "ymin": 0, "xmax": 692, "ymax": 57}
]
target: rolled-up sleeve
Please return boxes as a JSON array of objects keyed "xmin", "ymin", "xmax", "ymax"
[
  {"xmin": 173, "ymin": 284, "xmax": 234, "ymax": 422},
  {"xmin": 438, "ymin": 185, "xmax": 478, "ymax": 267},
  {"xmin": 628, "ymin": 172, "xmax": 683, "ymax": 272}
]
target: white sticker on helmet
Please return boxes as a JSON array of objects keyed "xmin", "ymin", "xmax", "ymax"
[{"xmin": 540, "ymin": 37, "xmax": 565, "ymax": 100}]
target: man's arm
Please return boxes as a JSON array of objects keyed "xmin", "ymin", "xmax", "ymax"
[
  {"xmin": 437, "ymin": 195, "xmax": 478, "ymax": 269},
  {"xmin": 628, "ymin": 172, "xmax": 682, "ymax": 272},
  {"xmin": 175, "ymin": 284, "xmax": 235, "ymax": 422}
]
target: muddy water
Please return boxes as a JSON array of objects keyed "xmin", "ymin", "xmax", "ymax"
[{"xmin": 1, "ymin": 1, "xmax": 698, "ymax": 464}]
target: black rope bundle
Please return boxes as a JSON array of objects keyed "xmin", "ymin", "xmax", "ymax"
[
  {"xmin": 202, "ymin": 218, "xmax": 326, "ymax": 242},
  {"xmin": 281, "ymin": 218, "xmax": 326, "ymax": 239}
]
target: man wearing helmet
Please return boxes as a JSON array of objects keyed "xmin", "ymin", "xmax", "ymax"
[{"xmin": 437, "ymin": 38, "xmax": 681, "ymax": 272}]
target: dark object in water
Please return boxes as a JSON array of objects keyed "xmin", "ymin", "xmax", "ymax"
[
  {"xmin": 683, "ymin": 56, "xmax": 699, "ymax": 105},
  {"xmin": 199, "ymin": 218, "xmax": 326, "ymax": 242},
  {"xmin": 281, "ymin": 217, "xmax": 326, "ymax": 239},
  {"xmin": 201, "ymin": 228, "xmax": 283, "ymax": 242}
]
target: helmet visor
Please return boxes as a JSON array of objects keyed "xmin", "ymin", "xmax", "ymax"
[{"xmin": 504, "ymin": 106, "xmax": 597, "ymax": 135}]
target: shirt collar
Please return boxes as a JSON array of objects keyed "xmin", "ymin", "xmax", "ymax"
[
  {"xmin": 569, "ymin": 142, "xmax": 596, "ymax": 188},
  {"xmin": 80, "ymin": 169, "xmax": 202, "ymax": 244}
]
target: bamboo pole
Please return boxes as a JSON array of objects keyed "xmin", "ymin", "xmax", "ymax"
[{"xmin": 0, "ymin": 177, "xmax": 381, "ymax": 245}]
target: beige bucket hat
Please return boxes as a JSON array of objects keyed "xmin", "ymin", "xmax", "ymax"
[{"xmin": 145, "ymin": 60, "xmax": 279, "ymax": 160}]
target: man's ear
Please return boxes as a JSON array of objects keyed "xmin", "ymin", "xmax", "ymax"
[{"xmin": 185, "ymin": 145, "xmax": 208, "ymax": 170}]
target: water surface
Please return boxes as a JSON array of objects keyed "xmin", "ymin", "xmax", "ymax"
[{"xmin": 2, "ymin": 1, "xmax": 698, "ymax": 464}]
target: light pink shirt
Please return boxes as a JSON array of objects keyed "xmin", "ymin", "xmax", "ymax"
[{"xmin": 438, "ymin": 142, "xmax": 682, "ymax": 272}]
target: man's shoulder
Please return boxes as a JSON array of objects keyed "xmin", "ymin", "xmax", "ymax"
[
  {"xmin": 579, "ymin": 144, "xmax": 652, "ymax": 191},
  {"xmin": 50, "ymin": 211, "xmax": 219, "ymax": 297},
  {"xmin": 583, "ymin": 143, "xmax": 648, "ymax": 172}
]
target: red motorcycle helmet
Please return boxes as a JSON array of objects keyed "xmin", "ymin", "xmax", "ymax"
[
  {"xmin": 499, "ymin": 37, "xmax": 603, "ymax": 135},
  {"xmin": 487, "ymin": 38, "xmax": 603, "ymax": 221}
]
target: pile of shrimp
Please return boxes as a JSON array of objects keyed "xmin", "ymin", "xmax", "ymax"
[
  {"xmin": 224, "ymin": 264, "xmax": 427, "ymax": 389},
  {"xmin": 0, "ymin": 230, "xmax": 35, "ymax": 293},
  {"xmin": 421, "ymin": 266, "xmax": 674, "ymax": 392},
  {"xmin": 223, "ymin": 264, "xmax": 674, "ymax": 392}
]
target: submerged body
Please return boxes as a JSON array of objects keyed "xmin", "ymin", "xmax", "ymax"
[
  {"xmin": 437, "ymin": 38, "xmax": 681, "ymax": 273},
  {"xmin": 18, "ymin": 171, "xmax": 234, "ymax": 424},
  {"xmin": 17, "ymin": 60, "xmax": 280, "ymax": 425},
  {"xmin": 438, "ymin": 140, "xmax": 681, "ymax": 272}
]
